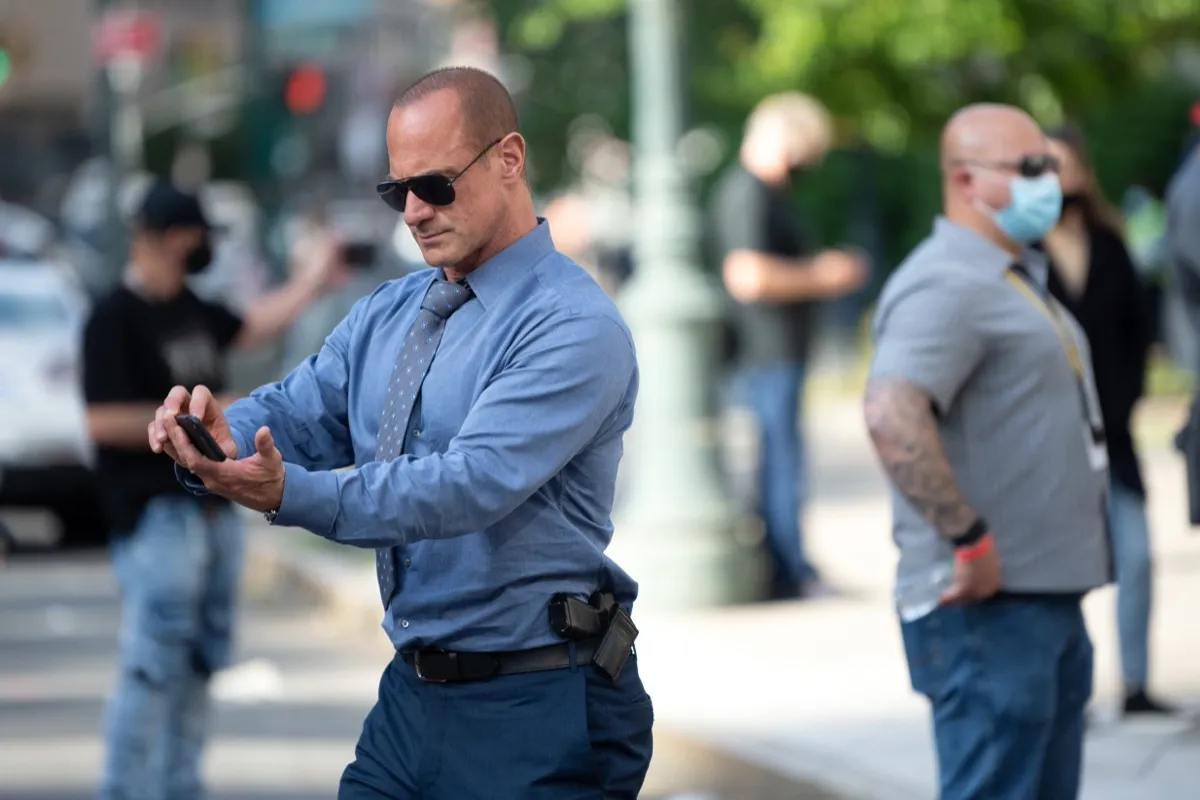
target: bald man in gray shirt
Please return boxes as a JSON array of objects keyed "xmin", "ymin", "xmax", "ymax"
[{"xmin": 864, "ymin": 104, "xmax": 1110, "ymax": 800}]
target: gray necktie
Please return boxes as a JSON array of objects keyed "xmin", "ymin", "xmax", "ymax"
[{"xmin": 375, "ymin": 279, "xmax": 474, "ymax": 608}]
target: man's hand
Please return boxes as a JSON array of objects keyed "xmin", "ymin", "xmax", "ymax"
[
  {"xmin": 149, "ymin": 385, "xmax": 283, "ymax": 513},
  {"xmin": 939, "ymin": 544, "xmax": 1002, "ymax": 605},
  {"xmin": 149, "ymin": 385, "xmax": 237, "ymax": 461},
  {"xmin": 723, "ymin": 249, "xmax": 770, "ymax": 303},
  {"xmin": 168, "ymin": 424, "xmax": 285, "ymax": 513},
  {"xmin": 810, "ymin": 249, "xmax": 869, "ymax": 297},
  {"xmin": 291, "ymin": 227, "xmax": 348, "ymax": 294}
]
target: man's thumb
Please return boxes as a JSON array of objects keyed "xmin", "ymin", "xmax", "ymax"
[{"xmin": 254, "ymin": 426, "xmax": 277, "ymax": 457}]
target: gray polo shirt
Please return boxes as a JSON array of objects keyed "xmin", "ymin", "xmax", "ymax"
[{"xmin": 869, "ymin": 217, "xmax": 1110, "ymax": 594}]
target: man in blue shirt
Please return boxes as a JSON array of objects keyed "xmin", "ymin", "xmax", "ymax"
[{"xmin": 148, "ymin": 66, "xmax": 653, "ymax": 799}]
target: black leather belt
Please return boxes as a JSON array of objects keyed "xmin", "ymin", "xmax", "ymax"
[{"xmin": 401, "ymin": 638, "xmax": 601, "ymax": 683}]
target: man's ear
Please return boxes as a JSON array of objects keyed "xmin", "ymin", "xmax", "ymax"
[{"xmin": 497, "ymin": 133, "xmax": 526, "ymax": 182}]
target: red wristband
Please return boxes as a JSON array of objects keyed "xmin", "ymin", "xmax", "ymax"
[{"xmin": 955, "ymin": 533, "xmax": 994, "ymax": 562}]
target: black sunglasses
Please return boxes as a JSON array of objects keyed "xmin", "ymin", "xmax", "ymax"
[
  {"xmin": 956, "ymin": 153, "xmax": 1060, "ymax": 178},
  {"xmin": 375, "ymin": 138, "xmax": 503, "ymax": 213}
]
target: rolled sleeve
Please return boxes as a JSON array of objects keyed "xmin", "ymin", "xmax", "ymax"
[{"xmin": 868, "ymin": 276, "xmax": 986, "ymax": 414}]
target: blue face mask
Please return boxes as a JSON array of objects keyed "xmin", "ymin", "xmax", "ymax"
[{"xmin": 987, "ymin": 172, "xmax": 1063, "ymax": 244}]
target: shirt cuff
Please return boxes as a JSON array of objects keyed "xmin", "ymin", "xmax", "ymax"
[
  {"xmin": 275, "ymin": 462, "xmax": 340, "ymax": 537},
  {"xmin": 174, "ymin": 463, "xmax": 211, "ymax": 495}
]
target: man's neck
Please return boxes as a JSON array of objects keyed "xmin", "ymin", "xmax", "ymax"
[
  {"xmin": 445, "ymin": 209, "xmax": 538, "ymax": 283},
  {"xmin": 945, "ymin": 203, "xmax": 1021, "ymax": 258},
  {"xmin": 739, "ymin": 151, "xmax": 788, "ymax": 188},
  {"xmin": 124, "ymin": 262, "xmax": 185, "ymax": 301}
]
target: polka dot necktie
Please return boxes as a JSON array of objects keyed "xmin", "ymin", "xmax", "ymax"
[{"xmin": 375, "ymin": 279, "xmax": 474, "ymax": 609}]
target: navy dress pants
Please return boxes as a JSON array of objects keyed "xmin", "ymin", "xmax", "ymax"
[{"xmin": 339, "ymin": 649, "xmax": 654, "ymax": 799}]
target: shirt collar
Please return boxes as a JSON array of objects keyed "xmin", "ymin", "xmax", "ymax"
[
  {"xmin": 932, "ymin": 216, "xmax": 1048, "ymax": 286},
  {"xmin": 437, "ymin": 218, "xmax": 555, "ymax": 310}
]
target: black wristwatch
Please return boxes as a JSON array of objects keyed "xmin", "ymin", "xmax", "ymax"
[
  {"xmin": 263, "ymin": 507, "xmax": 279, "ymax": 525},
  {"xmin": 950, "ymin": 517, "xmax": 988, "ymax": 549}
]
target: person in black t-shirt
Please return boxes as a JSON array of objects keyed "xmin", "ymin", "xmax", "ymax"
[
  {"xmin": 710, "ymin": 92, "xmax": 868, "ymax": 600},
  {"xmin": 85, "ymin": 181, "xmax": 340, "ymax": 800}
]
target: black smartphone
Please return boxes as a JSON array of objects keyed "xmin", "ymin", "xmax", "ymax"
[
  {"xmin": 340, "ymin": 241, "xmax": 378, "ymax": 269},
  {"xmin": 174, "ymin": 414, "xmax": 227, "ymax": 462}
]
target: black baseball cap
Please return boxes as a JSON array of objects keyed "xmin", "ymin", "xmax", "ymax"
[{"xmin": 136, "ymin": 181, "xmax": 218, "ymax": 233}]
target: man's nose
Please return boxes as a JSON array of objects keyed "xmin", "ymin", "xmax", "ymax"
[{"xmin": 404, "ymin": 194, "xmax": 435, "ymax": 226}]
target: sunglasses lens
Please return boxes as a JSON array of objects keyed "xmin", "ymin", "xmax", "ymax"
[
  {"xmin": 408, "ymin": 175, "xmax": 456, "ymax": 207},
  {"xmin": 376, "ymin": 182, "xmax": 408, "ymax": 213},
  {"xmin": 1020, "ymin": 155, "xmax": 1057, "ymax": 178}
]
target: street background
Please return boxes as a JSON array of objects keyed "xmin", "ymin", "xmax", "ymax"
[
  {"xmin": 5, "ymin": 393, "xmax": 1198, "ymax": 798},
  {"xmin": 4, "ymin": 0, "xmax": 1200, "ymax": 797}
]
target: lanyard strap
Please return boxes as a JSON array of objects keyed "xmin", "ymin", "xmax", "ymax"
[{"xmin": 1004, "ymin": 267, "xmax": 1105, "ymax": 442}]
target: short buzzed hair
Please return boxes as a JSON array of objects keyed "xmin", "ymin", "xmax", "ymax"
[
  {"xmin": 745, "ymin": 92, "xmax": 833, "ymax": 161},
  {"xmin": 394, "ymin": 66, "xmax": 520, "ymax": 150}
]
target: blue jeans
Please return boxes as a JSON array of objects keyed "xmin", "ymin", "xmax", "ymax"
[
  {"xmin": 901, "ymin": 596, "xmax": 1094, "ymax": 800},
  {"xmin": 99, "ymin": 496, "xmax": 244, "ymax": 800},
  {"xmin": 737, "ymin": 361, "xmax": 813, "ymax": 590},
  {"xmin": 340, "ymin": 651, "xmax": 655, "ymax": 799},
  {"xmin": 1107, "ymin": 478, "xmax": 1153, "ymax": 690}
]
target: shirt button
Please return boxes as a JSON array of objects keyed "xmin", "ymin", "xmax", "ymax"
[
  {"xmin": 401, "ymin": 619, "xmax": 410, "ymax": 628},
  {"xmin": 411, "ymin": 429, "xmax": 421, "ymax": 437},
  {"xmin": 404, "ymin": 557, "xmax": 412, "ymax": 568}
]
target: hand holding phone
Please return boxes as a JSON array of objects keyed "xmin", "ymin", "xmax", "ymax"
[
  {"xmin": 174, "ymin": 414, "xmax": 228, "ymax": 462},
  {"xmin": 151, "ymin": 385, "xmax": 236, "ymax": 462}
]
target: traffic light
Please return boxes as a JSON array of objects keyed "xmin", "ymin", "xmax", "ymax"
[
  {"xmin": 284, "ymin": 63, "xmax": 326, "ymax": 115},
  {"xmin": 0, "ymin": 47, "xmax": 11, "ymax": 89}
]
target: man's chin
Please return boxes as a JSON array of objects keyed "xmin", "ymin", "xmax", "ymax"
[{"xmin": 417, "ymin": 240, "xmax": 454, "ymax": 266}]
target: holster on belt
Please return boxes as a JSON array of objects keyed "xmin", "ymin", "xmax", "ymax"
[{"xmin": 547, "ymin": 591, "xmax": 638, "ymax": 681}]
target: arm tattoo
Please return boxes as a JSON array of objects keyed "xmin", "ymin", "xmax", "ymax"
[{"xmin": 863, "ymin": 376, "xmax": 977, "ymax": 540}]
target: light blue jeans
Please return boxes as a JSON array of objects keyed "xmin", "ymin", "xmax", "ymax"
[
  {"xmin": 1107, "ymin": 478, "xmax": 1154, "ymax": 690},
  {"xmin": 99, "ymin": 495, "xmax": 243, "ymax": 800},
  {"xmin": 736, "ymin": 361, "xmax": 813, "ymax": 592}
]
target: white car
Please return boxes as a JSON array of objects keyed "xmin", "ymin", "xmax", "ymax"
[
  {"xmin": 0, "ymin": 262, "xmax": 92, "ymax": 468},
  {"xmin": 0, "ymin": 261, "xmax": 104, "ymax": 549}
]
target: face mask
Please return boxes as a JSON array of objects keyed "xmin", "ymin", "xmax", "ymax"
[
  {"xmin": 980, "ymin": 172, "xmax": 1063, "ymax": 244},
  {"xmin": 184, "ymin": 240, "xmax": 213, "ymax": 274}
]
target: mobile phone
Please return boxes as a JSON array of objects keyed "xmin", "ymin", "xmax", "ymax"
[
  {"xmin": 340, "ymin": 241, "xmax": 377, "ymax": 269},
  {"xmin": 174, "ymin": 414, "xmax": 227, "ymax": 462}
]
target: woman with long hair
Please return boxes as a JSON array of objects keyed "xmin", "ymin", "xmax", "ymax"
[{"xmin": 1043, "ymin": 123, "xmax": 1176, "ymax": 716}]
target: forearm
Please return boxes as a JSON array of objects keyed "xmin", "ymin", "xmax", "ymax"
[
  {"xmin": 863, "ymin": 376, "xmax": 979, "ymax": 539},
  {"xmin": 276, "ymin": 453, "xmax": 524, "ymax": 548},
  {"xmin": 87, "ymin": 403, "xmax": 160, "ymax": 449},
  {"xmin": 224, "ymin": 388, "xmax": 351, "ymax": 470},
  {"xmin": 755, "ymin": 252, "xmax": 853, "ymax": 302},
  {"xmin": 753, "ymin": 253, "xmax": 822, "ymax": 301},
  {"xmin": 234, "ymin": 277, "xmax": 321, "ymax": 350}
]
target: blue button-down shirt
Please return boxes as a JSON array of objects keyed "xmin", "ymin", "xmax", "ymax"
[{"xmin": 182, "ymin": 221, "xmax": 640, "ymax": 651}]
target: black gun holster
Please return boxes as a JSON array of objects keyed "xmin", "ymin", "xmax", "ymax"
[{"xmin": 547, "ymin": 591, "xmax": 638, "ymax": 680}]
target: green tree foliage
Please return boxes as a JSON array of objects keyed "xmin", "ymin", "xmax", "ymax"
[
  {"xmin": 493, "ymin": 0, "xmax": 1200, "ymax": 152},
  {"xmin": 486, "ymin": 0, "xmax": 1200, "ymax": 265}
]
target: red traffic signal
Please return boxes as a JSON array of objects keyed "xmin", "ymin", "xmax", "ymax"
[{"xmin": 284, "ymin": 63, "xmax": 326, "ymax": 115}]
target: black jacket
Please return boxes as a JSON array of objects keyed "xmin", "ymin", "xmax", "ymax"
[{"xmin": 1046, "ymin": 225, "xmax": 1151, "ymax": 497}]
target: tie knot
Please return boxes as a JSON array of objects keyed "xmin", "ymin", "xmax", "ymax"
[{"xmin": 421, "ymin": 280, "xmax": 474, "ymax": 320}]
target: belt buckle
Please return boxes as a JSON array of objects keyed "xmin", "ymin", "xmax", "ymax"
[{"xmin": 413, "ymin": 649, "xmax": 452, "ymax": 683}]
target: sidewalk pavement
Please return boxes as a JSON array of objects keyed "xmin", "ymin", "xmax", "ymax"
[{"xmin": 243, "ymin": 396, "xmax": 1200, "ymax": 800}]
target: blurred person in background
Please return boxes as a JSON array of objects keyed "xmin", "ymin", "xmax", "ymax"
[
  {"xmin": 1043, "ymin": 125, "xmax": 1176, "ymax": 717},
  {"xmin": 1165, "ymin": 137, "xmax": 1200, "ymax": 527},
  {"xmin": 710, "ymin": 91, "xmax": 867, "ymax": 600},
  {"xmin": 865, "ymin": 104, "xmax": 1108, "ymax": 799},
  {"xmin": 277, "ymin": 209, "xmax": 385, "ymax": 376},
  {"xmin": 84, "ymin": 181, "xmax": 338, "ymax": 800}
]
